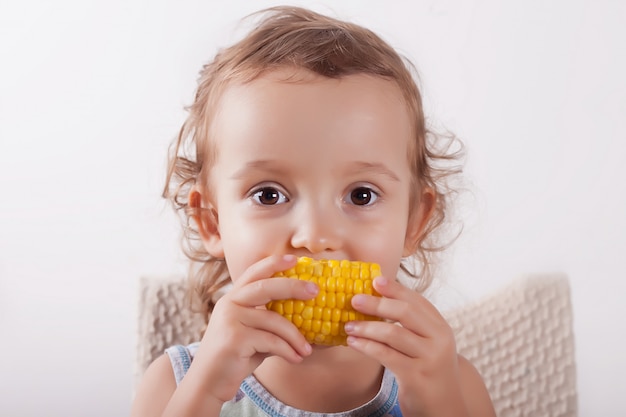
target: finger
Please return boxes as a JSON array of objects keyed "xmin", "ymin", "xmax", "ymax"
[
  {"xmin": 344, "ymin": 320, "xmax": 425, "ymax": 358},
  {"xmin": 232, "ymin": 254, "xmax": 298, "ymax": 289},
  {"xmin": 230, "ymin": 276, "xmax": 319, "ymax": 307},
  {"xmin": 345, "ymin": 334, "xmax": 409, "ymax": 370},
  {"xmin": 352, "ymin": 276, "xmax": 447, "ymax": 335},
  {"xmin": 238, "ymin": 307, "xmax": 313, "ymax": 357},
  {"xmin": 245, "ymin": 327, "xmax": 310, "ymax": 364}
]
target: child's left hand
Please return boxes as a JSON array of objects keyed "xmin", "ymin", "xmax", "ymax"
[{"xmin": 344, "ymin": 275, "xmax": 495, "ymax": 417}]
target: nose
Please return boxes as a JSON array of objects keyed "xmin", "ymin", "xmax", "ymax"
[{"xmin": 290, "ymin": 203, "xmax": 343, "ymax": 254}]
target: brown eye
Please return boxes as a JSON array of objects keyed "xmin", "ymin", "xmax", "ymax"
[
  {"xmin": 251, "ymin": 187, "xmax": 288, "ymax": 205},
  {"xmin": 350, "ymin": 187, "xmax": 377, "ymax": 206}
]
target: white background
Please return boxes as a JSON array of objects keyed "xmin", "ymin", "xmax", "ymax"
[{"xmin": 1, "ymin": 0, "xmax": 625, "ymax": 415}]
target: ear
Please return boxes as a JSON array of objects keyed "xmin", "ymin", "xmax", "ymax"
[
  {"xmin": 403, "ymin": 187, "xmax": 436, "ymax": 257},
  {"xmin": 189, "ymin": 186, "xmax": 224, "ymax": 258}
]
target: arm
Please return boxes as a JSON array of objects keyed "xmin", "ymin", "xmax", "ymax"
[
  {"xmin": 458, "ymin": 355, "xmax": 496, "ymax": 417},
  {"xmin": 130, "ymin": 355, "xmax": 176, "ymax": 416},
  {"xmin": 130, "ymin": 354, "xmax": 225, "ymax": 417},
  {"xmin": 346, "ymin": 276, "xmax": 496, "ymax": 417},
  {"xmin": 130, "ymin": 255, "xmax": 315, "ymax": 417}
]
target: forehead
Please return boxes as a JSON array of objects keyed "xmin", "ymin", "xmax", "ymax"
[{"xmin": 211, "ymin": 69, "xmax": 413, "ymax": 172}]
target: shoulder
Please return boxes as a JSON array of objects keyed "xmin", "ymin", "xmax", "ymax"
[
  {"xmin": 457, "ymin": 355, "xmax": 497, "ymax": 417},
  {"xmin": 130, "ymin": 354, "xmax": 177, "ymax": 417}
]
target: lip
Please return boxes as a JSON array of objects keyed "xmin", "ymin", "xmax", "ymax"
[
  {"xmin": 288, "ymin": 254, "xmax": 351, "ymax": 262},
  {"xmin": 310, "ymin": 343, "xmax": 341, "ymax": 350}
]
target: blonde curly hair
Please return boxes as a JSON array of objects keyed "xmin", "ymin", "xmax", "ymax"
[{"xmin": 163, "ymin": 6, "xmax": 464, "ymax": 316}]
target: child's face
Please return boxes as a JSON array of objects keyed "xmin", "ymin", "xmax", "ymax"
[{"xmin": 197, "ymin": 69, "xmax": 429, "ymax": 281}]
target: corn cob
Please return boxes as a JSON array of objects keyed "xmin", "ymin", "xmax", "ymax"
[{"xmin": 266, "ymin": 257, "xmax": 382, "ymax": 346}]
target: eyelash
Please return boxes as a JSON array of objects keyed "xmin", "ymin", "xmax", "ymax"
[
  {"xmin": 248, "ymin": 185, "xmax": 380, "ymax": 207},
  {"xmin": 249, "ymin": 186, "xmax": 289, "ymax": 206},
  {"xmin": 346, "ymin": 186, "xmax": 379, "ymax": 206}
]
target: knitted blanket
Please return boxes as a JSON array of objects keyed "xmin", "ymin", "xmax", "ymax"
[{"xmin": 135, "ymin": 274, "xmax": 577, "ymax": 416}]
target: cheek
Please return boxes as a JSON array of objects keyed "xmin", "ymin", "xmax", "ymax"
[
  {"xmin": 357, "ymin": 215, "xmax": 409, "ymax": 279},
  {"xmin": 220, "ymin": 223, "xmax": 257, "ymax": 280},
  {"xmin": 219, "ymin": 210, "xmax": 285, "ymax": 281}
]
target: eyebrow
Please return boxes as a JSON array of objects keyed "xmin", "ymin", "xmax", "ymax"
[
  {"xmin": 348, "ymin": 161, "xmax": 401, "ymax": 182},
  {"xmin": 230, "ymin": 160, "xmax": 286, "ymax": 179},
  {"xmin": 230, "ymin": 160, "xmax": 401, "ymax": 182}
]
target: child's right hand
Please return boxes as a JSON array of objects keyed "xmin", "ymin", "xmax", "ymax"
[{"xmin": 182, "ymin": 254, "xmax": 317, "ymax": 404}]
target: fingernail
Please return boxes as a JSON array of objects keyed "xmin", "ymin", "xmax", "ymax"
[
  {"xmin": 346, "ymin": 336, "xmax": 359, "ymax": 346},
  {"xmin": 303, "ymin": 343, "xmax": 312, "ymax": 355},
  {"xmin": 305, "ymin": 282, "xmax": 319, "ymax": 295},
  {"xmin": 375, "ymin": 276, "xmax": 388, "ymax": 286},
  {"xmin": 283, "ymin": 254, "xmax": 296, "ymax": 262},
  {"xmin": 344, "ymin": 322, "xmax": 355, "ymax": 333},
  {"xmin": 351, "ymin": 294, "xmax": 365, "ymax": 306}
]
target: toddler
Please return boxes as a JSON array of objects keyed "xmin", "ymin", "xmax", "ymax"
[{"xmin": 132, "ymin": 6, "xmax": 496, "ymax": 417}]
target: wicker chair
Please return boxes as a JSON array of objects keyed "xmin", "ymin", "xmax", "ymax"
[{"xmin": 135, "ymin": 273, "xmax": 578, "ymax": 417}]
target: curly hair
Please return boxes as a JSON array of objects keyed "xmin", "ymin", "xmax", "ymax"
[{"xmin": 163, "ymin": 6, "xmax": 464, "ymax": 316}]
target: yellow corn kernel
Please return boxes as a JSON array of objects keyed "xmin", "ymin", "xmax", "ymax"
[{"xmin": 266, "ymin": 257, "xmax": 382, "ymax": 346}]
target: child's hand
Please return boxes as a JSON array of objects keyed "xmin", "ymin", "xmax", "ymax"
[
  {"xmin": 344, "ymin": 276, "xmax": 487, "ymax": 417},
  {"xmin": 184, "ymin": 254, "xmax": 316, "ymax": 404}
]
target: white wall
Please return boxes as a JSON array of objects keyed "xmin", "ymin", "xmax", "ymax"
[{"xmin": 1, "ymin": 0, "xmax": 624, "ymax": 415}]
